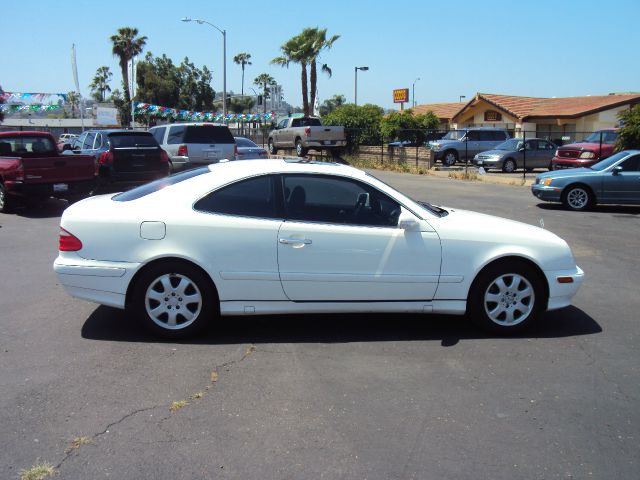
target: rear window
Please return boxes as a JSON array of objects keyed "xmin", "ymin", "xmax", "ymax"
[
  {"xmin": 291, "ymin": 118, "xmax": 322, "ymax": 127},
  {"xmin": 112, "ymin": 167, "xmax": 209, "ymax": 202},
  {"xmin": 0, "ymin": 136, "xmax": 56, "ymax": 155},
  {"xmin": 108, "ymin": 133, "xmax": 158, "ymax": 148},
  {"xmin": 235, "ymin": 137, "xmax": 257, "ymax": 148},
  {"xmin": 184, "ymin": 125, "xmax": 234, "ymax": 144}
]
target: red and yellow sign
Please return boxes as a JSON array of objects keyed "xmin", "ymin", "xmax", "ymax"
[{"xmin": 393, "ymin": 88, "xmax": 409, "ymax": 103}]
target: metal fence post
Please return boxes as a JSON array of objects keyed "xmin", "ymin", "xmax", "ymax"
[{"xmin": 523, "ymin": 130, "xmax": 526, "ymax": 182}]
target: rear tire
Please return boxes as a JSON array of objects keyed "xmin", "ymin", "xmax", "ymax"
[
  {"xmin": 295, "ymin": 139, "xmax": 308, "ymax": 157},
  {"xmin": 467, "ymin": 260, "xmax": 546, "ymax": 335},
  {"xmin": 131, "ymin": 261, "xmax": 217, "ymax": 339},
  {"xmin": 0, "ymin": 183, "xmax": 13, "ymax": 213}
]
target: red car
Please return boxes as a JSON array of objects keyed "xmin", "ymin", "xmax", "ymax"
[{"xmin": 551, "ymin": 129, "xmax": 618, "ymax": 170}]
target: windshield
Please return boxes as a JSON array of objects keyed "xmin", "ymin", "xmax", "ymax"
[
  {"xmin": 441, "ymin": 131, "xmax": 466, "ymax": 140},
  {"xmin": 494, "ymin": 139, "xmax": 523, "ymax": 151},
  {"xmin": 582, "ymin": 131, "xmax": 618, "ymax": 144},
  {"xmin": 589, "ymin": 151, "xmax": 629, "ymax": 171}
]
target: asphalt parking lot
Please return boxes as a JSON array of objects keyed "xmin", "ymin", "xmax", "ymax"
[{"xmin": 1, "ymin": 171, "xmax": 639, "ymax": 479}]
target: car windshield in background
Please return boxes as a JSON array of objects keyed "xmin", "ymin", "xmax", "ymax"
[
  {"xmin": 441, "ymin": 131, "xmax": 465, "ymax": 140},
  {"xmin": 583, "ymin": 131, "xmax": 618, "ymax": 144},
  {"xmin": 109, "ymin": 133, "xmax": 158, "ymax": 148},
  {"xmin": 495, "ymin": 139, "xmax": 523, "ymax": 151},
  {"xmin": 112, "ymin": 167, "xmax": 209, "ymax": 202},
  {"xmin": 235, "ymin": 137, "xmax": 258, "ymax": 148},
  {"xmin": 588, "ymin": 151, "xmax": 629, "ymax": 171},
  {"xmin": 184, "ymin": 125, "xmax": 235, "ymax": 144}
]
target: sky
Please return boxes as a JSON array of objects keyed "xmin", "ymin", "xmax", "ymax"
[{"xmin": 1, "ymin": 0, "xmax": 639, "ymax": 111}]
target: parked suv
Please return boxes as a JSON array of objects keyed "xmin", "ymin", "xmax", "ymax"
[
  {"xmin": 551, "ymin": 129, "xmax": 618, "ymax": 170},
  {"xmin": 429, "ymin": 128, "xmax": 510, "ymax": 166},
  {"xmin": 149, "ymin": 123, "xmax": 237, "ymax": 171}
]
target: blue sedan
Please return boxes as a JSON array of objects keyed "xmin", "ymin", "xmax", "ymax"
[{"xmin": 531, "ymin": 150, "xmax": 640, "ymax": 210}]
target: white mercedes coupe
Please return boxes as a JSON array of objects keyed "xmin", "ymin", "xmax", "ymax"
[{"xmin": 54, "ymin": 159, "xmax": 584, "ymax": 338}]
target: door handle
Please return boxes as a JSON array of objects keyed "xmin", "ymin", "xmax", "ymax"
[{"xmin": 279, "ymin": 237, "xmax": 312, "ymax": 245}]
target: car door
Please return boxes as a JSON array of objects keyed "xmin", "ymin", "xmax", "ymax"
[
  {"xmin": 535, "ymin": 140, "xmax": 555, "ymax": 169},
  {"xmin": 463, "ymin": 131, "xmax": 481, "ymax": 159},
  {"xmin": 277, "ymin": 174, "xmax": 442, "ymax": 302},
  {"xmin": 273, "ymin": 119, "xmax": 288, "ymax": 147},
  {"xmin": 191, "ymin": 174, "xmax": 287, "ymax": 301},
  {"xmin": 602, "ymin": 154, "xmax": 640, "ymax": 204}
]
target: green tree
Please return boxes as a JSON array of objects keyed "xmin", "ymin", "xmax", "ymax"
[
  {"xmin": 616, "ymin": 105, "xmax": 640, "ymax": 150},
  {"xmin": 229, "ymin": 96, "xmax": 255, "ymax": 114},
  {"xmin": 319, "ymin": 94, "xmax": 346, "ymax": 117},
  {"xmin": 177, "ymin": 57, "xmax": 215, "ymax": 111},
  {"xmin": 89, "ymin": 66, "xmax": 113, "ymax": 102},
  {"xmin": 110, "ymin": 27, "xmax": 147, "ymax": 125},
  {"xmin": 306, "ymin": 28, "xmax": 339, "ymax": 116},
  {"xmin": 66, "ymin": 91, "xmax": 80, "ymax": 117},
  {"xmin": 272, "ymin": 32, "xmax": 311, "ymax": 116},
  {"xmin": 254, "ymin": 73, "xmax": 275, "ymax": 114},
  {"xmin": 109, "ymin": 89, "xmax": 128, "ymax": 126},
  {"xmin": 380, "ymin": 109, "xmax": 440, "ymax": 143},
  {"xmin": 233, "ymin": 52, "xmax": 252, "ymax": 97},
  {"xmin": 324, "ymin": 103, "xmax": 384, "ymax": 149},
  {"xmin": 136, "ymin": 52, "xmax": 181, "ymax": 108}
]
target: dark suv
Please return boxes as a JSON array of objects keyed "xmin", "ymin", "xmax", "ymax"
[
  {"xmin": 149, "ymin": 123, "xmax": 237, "ymax": 171},
  {"xmin": 72, "ymin": 130, "xmax": 170, "ymax": 187}
]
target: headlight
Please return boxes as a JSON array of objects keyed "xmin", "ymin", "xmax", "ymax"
[
  {"xmin": 542, "ymin": 178, "xmax": 553, "ymax": 186},
  {"xmin": 578, "ymin": 151, "xmax": 596, "ymax": 159},
  {"xmin": 431, "ymin": 144, "xmax": 441, "ymax": 151}
]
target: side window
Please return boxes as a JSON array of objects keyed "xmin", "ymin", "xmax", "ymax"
[
  {"xmin": 478, "ymin": 131, "xmax": 493, "ymax": 141},
  {"xmin": 167, "ymin": 125, "xmax": 186, "ymax": 144},
  {"xmin": 525, "ymin": 140, "xmax": 536, "ymax": 150},
  {"xmin": 93, "ymin": 133, "xmax": 103, "ymax": 149},
  {"xmin": 150, "ymin": 127, "xmax": 166, "ymax": 144},
  {"xmin": 83, "ymin": 133, "xmax": 96, "ymax": 149},
  {"xmin": 291, "ymin": 118, "xmax": 301, "ymax": 127},
  {"xmin": 278, "ymin": 119, "xmax": 288, "ymax": 129},
  {"xmin": 538, "ymin": 141, "xmax": 553, "ymax": 150},
  {"xmin": 491, "ymin": 131, "xmax": 507, "ymax": 141},
  {"xmin": 619, "ymin": 155, "xmax": 640, "ymax": 172},
  {"xmin": 194, "ymin": 175, "xmax": 278, "ymax": 219},
  {"xmin": 466, "ymin": 131, "xmax": 480, "ymax": 141},
  {"xmin": 76, "ymin": 133, "xmax": 87, "ymax": 148},
  {"xmin": 282, "ymin": 175, "xmax": 401, "ymax": 227}
]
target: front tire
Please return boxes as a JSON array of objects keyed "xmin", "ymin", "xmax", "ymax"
[
  {"xmin": 502, "ymin": 158, "xmax": 516, "ymax": 173},
  {"xmin": 442, "ymin": 150, "xmax": 458, "ymax": 167},
  {"xmin": 268, "ymin": 139, "xmax": 277, "ymax": 155},
  {"xmin": 295, "ymin": 139, "xmax": 308, "ymax": 157},
  {"xmin": 131, "ymin": 261, "xmax": 217, "ymax": 339},
  {"xmin": 0, "ymin": 183, "xmax": 13, "ymax": 213},
  {"xmin": 562, "ymin": 185, "xmax": 593, "ymax": 211},
  {"xmin": 467, "ymin": 260, "xmax": 546, "ymax": 335}
]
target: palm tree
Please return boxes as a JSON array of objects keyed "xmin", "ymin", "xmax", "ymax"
[
  {"xmin": 110, "ymin": 27, "xmax": 147, "ymax": 124},
  {"xmin": 307, "ymin": 28, "xmax": 339, "ymax": 116},
  {"xmin": 89, "ymin": 66, "xmax": 113, "ymax": 102},
  {"xmin": 233, "ymin": 52, "xmax": 252, "ymax": 97},
  {"xmin": 66, "ymin": 91, "xmax": 79, "ymax": 117},
  {"xmin": 272, "ymin": 34, "xmax": 312, "ymax": 116},
  {"xmin": 254, "ymin": 73, "xmax": 275, "ymax": 114}
]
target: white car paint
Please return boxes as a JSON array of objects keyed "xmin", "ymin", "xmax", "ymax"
[{"xmin": 54, "ymin": 160, "xmax": 583, "ymax": 330}]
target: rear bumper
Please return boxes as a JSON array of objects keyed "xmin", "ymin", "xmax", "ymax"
[
  {"xmin": 304, "ymin": 140, "xmax": 346, "ymax": 148},
  {"xmin": 5, "ymin": 179, "xmax": 96, "ymax": 198},
  {"xmin": 53, "ymin": 252, "xmax": 141, "ymax": 309}
]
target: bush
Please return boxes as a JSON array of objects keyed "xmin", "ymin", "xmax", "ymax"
[
  {"xmin": 323, "ymin": 103, "xmax": 384, "ymax": 149},
  {"xmin": 616, "ymin": 105, "xmax": 640, "ymax": 151}
]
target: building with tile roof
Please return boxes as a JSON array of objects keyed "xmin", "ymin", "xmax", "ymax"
[{"xmin": 415, "ymin": 92, "xmax": 640, "ymax": 143}]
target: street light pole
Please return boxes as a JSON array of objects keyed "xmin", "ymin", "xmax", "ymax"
[
  {"xmin": 459, "ymin": 95, "xmax": 466, "ymax": 103},
  {"xmin": 354, "ymin": 66, "xmax": 369, "ymax": 106},
  {"xmin": 181, "ymin": 17, "xmax": 227, "ymax": 117},
  {"xmin": 412, "ymin": 77, "xmax": 420, "ymax": 107}
]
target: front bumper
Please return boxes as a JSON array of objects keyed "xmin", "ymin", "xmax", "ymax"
[
  {"xmin": 531, "ymin": 184, "xmax": 562, "ymax": 202},
  {"xmin": 551, "ymin": 157, "xmax": 597, "ymax": 170},
  {"xmin": 54, "ymin": 252, "xmax": 141, "ymax": 309},
  {"xmin": 544, "ymin": 265, "xmax": 585, "ymax": 311}
]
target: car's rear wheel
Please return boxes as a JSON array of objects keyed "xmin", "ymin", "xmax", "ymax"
[
  {"xmin": 268, "ymin": 139, "xmax": 277, "ymax": 155},
  {"xmin": 131, "ymin": 261, "xmax": 216, "ymax": 339},
  {"xmin": 295, "ymin": 139, "xmax": 308, "ymax": 157},
  {"xmin": 502, "ymin": 158, "xmax": 516, "ymax": 173},
  {"xmin": 0, "ymin": 183, "xmax": 13, "ymax": 213},
  {"xmin": 562, "ymin": 185, "xmax": 593, "ymax": 211},
  {"xmin": 467, "ymin": 260, "xmax": 546, "ymax": 335},
  {"xmin": 443, "ymin": 150, "xmax": 458, "ymax": 166}
]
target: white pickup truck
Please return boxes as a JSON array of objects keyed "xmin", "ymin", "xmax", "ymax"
[{"xmin": 268, "ymin": 117, "xmax": 346, "ymax": 157}]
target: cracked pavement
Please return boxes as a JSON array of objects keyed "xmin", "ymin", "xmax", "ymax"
[{"xmin": 1, "ymin": 172, "xmax": 639, "ymax": 479}]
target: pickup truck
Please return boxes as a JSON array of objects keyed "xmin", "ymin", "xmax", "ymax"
[
  {"xmin": 0, "ymin": 131, "xmax": 96, "ymax": 212},
  {"xmin": 551, "ymin": 129, "xmax": 619, "ymax": 170},
  {"xmin": 268, "ymin": 117, "xmax": 346, "ymax": 157}
]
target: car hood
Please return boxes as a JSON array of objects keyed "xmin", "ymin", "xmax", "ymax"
[
  {"xmin": 558, "ymin": 142, "xmax": 604, "ymax": 151},
  {"xmin": 536, "ymin": 167, "xmax": 596, "ymax": 180},
  {"xmin": 430, "ymin": 139, "xmax": 459, "ymax": 146},
  {"xmin": 476, "ymin": 149, "xmax": 508, "ymax": 157}
]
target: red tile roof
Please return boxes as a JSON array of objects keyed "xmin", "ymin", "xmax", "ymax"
[{"xmin": 411, "ymin": 102, "xmax": 464, "ymax": 120}]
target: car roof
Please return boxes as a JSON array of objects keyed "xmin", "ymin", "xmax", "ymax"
[
  {"xmin": 151, "ymin": 122, "xmax": 228, "ymax": 127},
  {"xmin": 0, "ymin": 131, "xmax": 53, "ymax": 137}
]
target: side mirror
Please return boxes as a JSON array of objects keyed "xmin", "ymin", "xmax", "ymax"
[
  {"xmin": 518, "ymin": 147, "xmax": 525, "ymax": 152},
  {"xmin": 612, "ymin": 165, "xmax": 623, "ymax": 175},
  {"xmin": 398, "ymin": 211, "xmax": 419, "ymax": 231}
]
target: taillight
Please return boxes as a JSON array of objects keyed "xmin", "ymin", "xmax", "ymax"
[
  {"xmin": 15, "ymin": 160, "xmax": 24, "ymax": 181},
  {"xmin": 234, "ymin": 144, "xmax": 238, "ymax": 160},
  {"xmin": 59, "ymin": 227, "xmax": 83, "ymax": 251},
  {"xmin": 304, "ymin": 127, "xmax": 311, "ymax": 136},
  {"xmin": 160, "ymin": 149, "xmax": 169, "ymax": 163},
  {"xmin": 98, "ymin": 151, "xmax": 113, "ymax": 165},
  {"xmin": 177, "ymin": 144, "xmax": 188, "ymax": 157}
]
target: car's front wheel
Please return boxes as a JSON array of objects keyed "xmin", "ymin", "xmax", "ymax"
[
  {"xmin": 442, "ymin": 150, "xmax": 458, "ymax": 167},
  {"xmin": 467, "ymin": 260, "xmax": 546, "ymax": 335},
  {"xmin": 268, "ymin": 139, "xmax": 277, "ymax": 155},
  {"xmin": 562, "ymin": 184, "xmax": 593, "ymax": 211},
  {"xmin": 502, "ymin": 158, "xmax": 516, "ymax": 173},
  {"xmin": 131, "ymin": 261, "xmax": 217, "ymax": 338}
]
